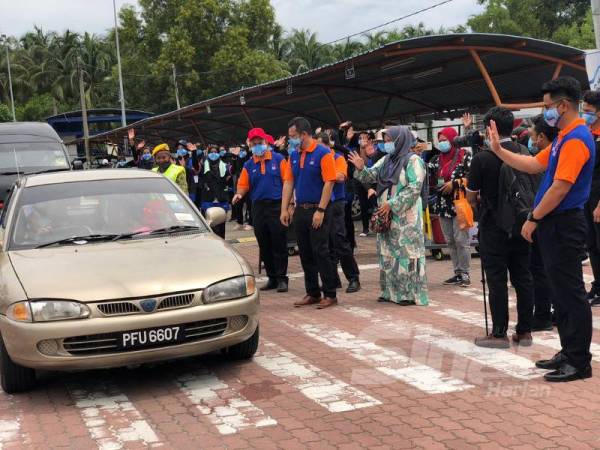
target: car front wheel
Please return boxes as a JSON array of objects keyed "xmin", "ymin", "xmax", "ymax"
[
  {"xmin": 0, "ymin": 336, "xmax": 36, "ymax": 394},
  {"xmin": 226, "ymin": 325, "xmax": 259, "ymax": 360}
]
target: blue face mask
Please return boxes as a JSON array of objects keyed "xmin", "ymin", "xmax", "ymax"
[
  {"xmin": 141, "ymin": 153, "xmax": 152, "ymax": 161},
  {"xmin": 288, "ymin": 137, "xmax": 301, "ymax": 149},
  {"xmin": 219, "ymin": 150, "xmax": 226, "ymax": 157},
  {"xmin": 544, "ymin": 107, "xmax": 561, "ymax": 127},
  {"xmin": 208, "ymin": 152, "xmax": 220, "ymax": 161},
  {"xmin": 176, "ymin": 149, "xmax": 188, "ymax": 158},
  {"xmin": 382, "ymin": 142, "xmax": 395, "ymax": 154},
  {"xmin": 438, "ymin": 141, "xmax": 452, "ymax": 153},
  {"xmin": 583, "ymin": 111, "xmax": 597, "ymax": 127},
  {"xmin": 239, "ymin": 151, "xmax": 247, "ymax": 159},
  {"xmin": 527, "ymin": 137, "xmax": 538, "ymax": 155},
  {"xmin": 252, "ymin": 144, "xmax": 268, "ymax": 157},
  {"xmin": 376, "ymin": 142, "xmax": 385, "ymax": 152}
]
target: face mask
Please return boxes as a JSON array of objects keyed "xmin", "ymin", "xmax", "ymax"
[
  {"xmin": 252, "ymin": 144, "xmax": 268, "ymax": 157},
  {"xmin": 142, "ymin": 153, "xmax": 152, "ymax": 161},
  {"xmin": 382, "ymin": 142, "xmax": 395, "ymax": 154},
  {"xmin": 288, "ymin": 137, "xmax": 301, "ymax": 149},
  {"xmin": 176, "ymin": 149, "xmax": 188, "ymax": 158},
  {"xmin": 438, "ymin": 141, "xmax": 452, "ymax": 153},
  {"xmin": 544, "ymin": 107, "xmax": 561, "ymax": 127},
  {"xmin": 219, "ymin": 150, "xmax": 226, "ymax": 157},
  {"xmin": 583, "ymin": 111, "xmax": 597, "ymax": 127},
  {"xmin": 158, "ymin": 161, "xmax": 171, "ymax": 170},
  {"xmin": 376, "ymin": 142, "xmax": 385, "ymax": 152},
  {"xmin": 239, "ymin": 151, "xmax": 247, "ymax": 159},
  {"xmin": 208, "ymin": 153, "xmax": 220, "ymax": 161},
  {"xmin": 527, "ymin": 137, "xmax": 538, "ymax": 155}
]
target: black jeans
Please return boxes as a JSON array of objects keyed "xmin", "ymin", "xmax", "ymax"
[
  {"xmin": 344, "ymin": 197, "xmax": 356, "ymax": 249},
  {"xmin": 253, "ymin": 201, "xmax": 288, "ymax": 282},
  {"xmin": 356, "ymin": 183, "xmax": 375, "ymax": 234},
  {"xmin": 585, "ymin": 198, "xmax": 600, "ymax": 292},
  {"xmin": 294, "ymin": 205, "xmax": 337, "ymax": 298},
  {"xmin": 531, "ymin": 235, "xmax": 553, "ymax": 323},
  {"xmin": 479, "ymin": 223, "xmax": 534, "ymax": 336},
  {"xmin": 329, "ymin": 201, "xmax": 360, "ymax": 282},
  {"xmin": 537, "ymin": 209, "xmax": 592, "ymax": 369}
]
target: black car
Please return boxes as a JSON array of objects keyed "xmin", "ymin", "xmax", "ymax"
[{"xmin": 0, "ymin": 122, "xmax": 71, "ymax": 203}]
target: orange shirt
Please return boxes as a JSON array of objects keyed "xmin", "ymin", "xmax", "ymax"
[
  {"xmin": 237, "ymin": 150, "xmax": 290, "ymax": 192},
  {"xmin": 283, "ymin": 139, "xmax": 336, "ymax": 182}
]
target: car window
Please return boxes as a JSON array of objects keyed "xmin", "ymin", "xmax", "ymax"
[
  {"xmin": 9, "ymin": 178, "xmax": 208, "ymax": 249},
  {"xmin": 0, "ymin": 142, "xmax": 69, "ymax": 172},
  {"xmin": 0, "ymin": 185, "xmax": 15, "ymax": 229}
]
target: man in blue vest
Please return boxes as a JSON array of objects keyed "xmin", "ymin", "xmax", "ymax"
[
  {"xmin": 281, "ymin": 117, "xmax": 338, "ymax": 309},
  {"xmin": 234, "ymin": 128, "xmax": 289, "ymax": 292},
  {"xmin": 487, "ymin": 76, "xmax": 594, "ymax": 382}
]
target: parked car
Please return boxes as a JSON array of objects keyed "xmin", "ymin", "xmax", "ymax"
[
  {"xmin": 0, "ymin": 122, "xmax": 71, "ymax": 204},
  {"xmin": 0, "ymin": 169, "xmax": 258, "ymax": 393}
]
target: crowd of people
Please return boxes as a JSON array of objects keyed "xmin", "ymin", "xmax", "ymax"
[{"xmin": 123, "ymin": 74, "xmax": 599, "ymax": 383}]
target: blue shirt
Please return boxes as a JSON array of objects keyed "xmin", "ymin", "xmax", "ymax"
[
  {"xmin": 288, "ymin": 141, "xmax": 337, "ymax": 204},
  {"xmin": 238, "ymin": 151, "xmax": 286, "ymax": 202}
]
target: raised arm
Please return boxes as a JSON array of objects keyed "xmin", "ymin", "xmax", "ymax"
[{"xmin": 487, "ymin": 120, "xmax": 545, "ymax": 174}]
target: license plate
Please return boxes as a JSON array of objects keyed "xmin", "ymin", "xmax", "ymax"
[{"xmin": 120, "ymin": 325, "xmax": 182, "ymax": 349}]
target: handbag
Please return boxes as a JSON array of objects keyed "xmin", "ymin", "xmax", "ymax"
[
  {"xmin": 369, "ymin": 210, "xmax": 391, "ymax": 233},
  {"xmin": 453, "ymin": 181, "xmax": 474, "ymax": 230}
]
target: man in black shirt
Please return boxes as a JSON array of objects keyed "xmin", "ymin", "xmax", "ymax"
[{"xmin": 466, "ymin": 106, "xmax": 534, "ymax": 348}]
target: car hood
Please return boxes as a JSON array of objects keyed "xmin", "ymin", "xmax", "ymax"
[{"xmin": 8, "ymin": 234, "xmax": 245, "ymax": 302}]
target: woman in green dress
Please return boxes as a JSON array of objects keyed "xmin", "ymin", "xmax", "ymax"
[{"xmin": 348, "ymin": 126, "xmax": 429, "ymax": 306}]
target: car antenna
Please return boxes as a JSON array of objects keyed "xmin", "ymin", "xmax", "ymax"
[{"xmin": 12, "ymin": 147, "xmax": 21, "ymax": 182}]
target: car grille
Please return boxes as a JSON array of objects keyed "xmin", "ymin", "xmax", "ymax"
[
  {"xmin": 157, "ymin": 294, "xmax": 194, "ymax": 310},
  {"xmin": 61, "ymin": 317, "xmax": 231, "ymax": 356},
  {"xmin": 95, "ymin": 293, "xmax": 197, "ymax": 316},
  {"xmin": 97, "ymin": 302, "xmax": 140, "ymax": 315}
]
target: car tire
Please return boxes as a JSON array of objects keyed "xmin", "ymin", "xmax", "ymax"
[
  {"xmin": 227, "ymin": 325, "xmax": 259, "ymax": 360},
  {"xmin": 351, "ymin": 196, "xmax": 362, "ymax": 221},
  {"xmin": 0, "ymin": 336, "xmax": 36, "ymax": 394}
]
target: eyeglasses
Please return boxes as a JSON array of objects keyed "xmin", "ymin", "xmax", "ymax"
[{"xmin": 543, "ymin": 97, "xmax": 567, "ymax": 110}]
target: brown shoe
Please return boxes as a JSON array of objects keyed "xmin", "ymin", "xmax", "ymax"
[
  {"xmin": 316, "ymin": 297, "xmax": 338, "ymax": 309},
  {"xmin": 512, "ymin": 332, "xmax": 533, "ymax": 346},
  {"xmin": 294, "ymin": 295, "xmax": 321, "ymax": 307},
  {"xmin": 474, "ymin": 335, "xmax": 510, "ymax": 349}
]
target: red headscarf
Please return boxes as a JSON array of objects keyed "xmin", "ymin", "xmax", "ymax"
[{"xmin": 437, "ymin": 127, "xmax": 464, "ymax": 181}]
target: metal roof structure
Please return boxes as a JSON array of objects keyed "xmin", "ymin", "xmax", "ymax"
[{"xmin": 85, "ymin": 33, "xmax": 588, "ymax": 146}]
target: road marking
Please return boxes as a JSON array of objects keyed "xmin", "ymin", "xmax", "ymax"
[
  {"xmin": 177, "ymin": 370, "xmax": 276, "ymax": 435},
  {"xmin": 67, "ymin": 381, "xmax": 160, "ymax": 450},
  {"xmin": 343, "ymin": 306, "xmax": 543, "ymax": 380},
  {"xmin": 255, "ymin": 340, "xmax": 381, "ymax": 412},
  {"xmin": 0, "ymin": 419, "xmax": 20, "ymax": 449},
  {"xmin": 283, "ymin": 321, "xmax": 473, "ymax": 394}
]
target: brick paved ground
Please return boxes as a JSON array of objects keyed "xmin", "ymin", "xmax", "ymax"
[{"xmin": 2, "ymin": 226, "xmax": 600, "ymax": 449}]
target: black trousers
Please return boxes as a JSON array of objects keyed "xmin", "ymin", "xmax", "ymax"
[
  {"xmin": 537, "ymin": 210, "xmax": 592, "ymax": 369},
  {"xmin": 479, "ymin": 223, "xmax": 534, "ymax": 336},
  {"xmin": 294, "ymin": 205, "xmax": 337, "ymax": 298},
  {"xmin": 233, "ymin": 196, "xmax": 252, "ymax": 225},
  {"xmin": 253, "ymin": 201, "xmax": 288, "ymax": 281},
  {"xmin": 329, "ymin": 200, "xmax": 360, "ymax": 282},
  {"xmin": 585, "ymin": 198, "xmax": 600, "ymax": 292},
  {"xmin": 356, "ymin": 183, "xmax": 375, "ymax": 234},
  {"xmin": 344, "ymin": 197, "xmax": 356, "ymax": 249},
  {"xmin": 531, "ymin": 236, "xmax": 553, "ymax": 323}
]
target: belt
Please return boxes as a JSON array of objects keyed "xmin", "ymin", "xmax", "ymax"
[{"xmin": 298, "ymin": 203, "xmax": 320, "ymax": 209}]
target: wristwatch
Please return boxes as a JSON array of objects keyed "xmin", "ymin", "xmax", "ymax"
[
  {"xmin": 316, "ymin": 207, "xmax": 325, "ymax": 213},
  {"xmin": 527, "ymin": 211, "xmax": 540, "ymax": 223}
]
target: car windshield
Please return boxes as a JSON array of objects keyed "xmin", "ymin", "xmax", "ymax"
[
  {"xmin": 9, "ymin": 178, "xmax": 208, "ymax": 250},
  {"xmin": 0, "ymin": 142, "xmax": 70, "ymax": 173}
]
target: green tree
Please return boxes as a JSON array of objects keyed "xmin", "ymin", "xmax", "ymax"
[
  {"xmin": 285, "ymin": 29, "xmax": 332, "ymax": 74},
  {"xmin": 16, "ymin": 94, "xmax": 54, "ymax": 121},
  {"xmin": 0, "ymin": 104, "xmax": 12, "ymax": 122}
]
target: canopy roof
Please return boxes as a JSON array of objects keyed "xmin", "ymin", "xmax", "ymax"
[{"xmin": 86, "ymin": 33, "xmax": 588, "ymax": 146}]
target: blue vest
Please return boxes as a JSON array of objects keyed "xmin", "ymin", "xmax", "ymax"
[
  {"xmin": 332, "ymin": 151, "xmax": 346, "ymax": 202},
  {"xmin": 534, "ymin": 124, "xmax": 595, "ymax": 212},
  {"xmin": 244, "ymin": 153, "xmax": 284, "ymax": 202},
  {"xmin": 290, "ymin": 144, "xmax": 331, "ymax": 204}
]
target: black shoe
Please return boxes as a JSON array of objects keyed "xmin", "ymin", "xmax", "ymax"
[
  {"xmin": 591, "ymin": 297, "xmax": 600, "ymax": 307},
  {"xmin": 459, "ymin": 274, "xmax": 471, "ymax": 287},
  {"xmin": 346, "ymin": 280, "xmax": 361, "ymax": 293},
  {"xmin": 586, "ymin": 287, "xmax": 600, "ymax": 301},
  {"xmin": 260, "ymin": 279, "xmax": 278, "ymax": 291},
  {"xmin": 535, "ymin": 352, "xmax": 568, "ymax": 370},
  {"xmin": 276, "ymin": 280, "xmax": 288, "ymax": 293},
  {"xmin": 377, "ymin": 296, "xmax": 389, "ymax": 303},
  {"xmin": 531, "ymin": 319, "xmax": 553, "ymax": 332},
  {"xmin": 443, "ymin": 275, "xmax": 462, "ymax": 285},
  {"xmin": 544, "ymin": 363, "xmax": 592, "ymax": 382},
  {"xmin": 397, "ymin": 300, "xmax": 416, "ymax": 306}
]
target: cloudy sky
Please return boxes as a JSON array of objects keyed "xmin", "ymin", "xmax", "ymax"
[{"xmin": 1, "ymin": 0, "xmax": 483, "ymax": 41}]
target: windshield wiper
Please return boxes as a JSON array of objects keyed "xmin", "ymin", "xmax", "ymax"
[
  {"xmin": 35, "ymin": 234, "xmax": 120, "ymax": 249},
  {"xmin": 112, "ymin": 225, "xmax": 202, "ymax": 241},
  {"xmin": 0, "ymin": 171, "xmax": 22, "ymax": 176}
]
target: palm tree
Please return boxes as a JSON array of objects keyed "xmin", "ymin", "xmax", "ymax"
[
  {"xmin": 284, "ymin": 29, "xmax": 332, "ymax": 74},
  {"xmin": 78, "ymin": 33, "xmax": 115, "ymax": 108},
  {"xmin": 331, "ymin": 38, "xmax": 365, "ymax": 61},
  {"xmin": 363, "ymin": 31, "xmax": 390, "ymax": 49}
]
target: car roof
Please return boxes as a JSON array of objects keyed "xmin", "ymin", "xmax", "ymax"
[
  {"xmin": 23, "ymin": 169, "xmax": 161, "ymax": 187},
  {"xmin": 0, "ymin": 122, "xmax": 62, "ymax": 144}
]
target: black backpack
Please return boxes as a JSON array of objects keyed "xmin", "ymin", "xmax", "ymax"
[{"xmin": 496, "ymin": 143, "xmax": 541, "ymax": 236}]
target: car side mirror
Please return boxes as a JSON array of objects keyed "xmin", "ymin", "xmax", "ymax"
[
  {"xmin": 72, "ymin": 159, "xmax": 84, "ymax": 171},
  {"xmin": 205, "ymin": 207, "xmax": 226, "ymax": 228}
]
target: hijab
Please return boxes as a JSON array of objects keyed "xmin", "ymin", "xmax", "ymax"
[
  {"xmin": 437, "ymin": 127, "xmax": 463, "ymax": 180},
  {"xmin": 376, "ymin": 126, "xmax": 415, "ymax": 197}
]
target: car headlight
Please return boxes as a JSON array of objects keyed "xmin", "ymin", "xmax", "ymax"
[
  {"xmin": 203, "ymin": 276, "xmax": 256, "ymax": 304},
  {"xmin": 6, "ymin": 300, "xmax": 90, "ymax": 322}
]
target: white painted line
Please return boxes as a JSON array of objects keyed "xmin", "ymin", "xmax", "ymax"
[
  {"xmin": 0, "ymin": 419, "xmax": 20, "ymax": 449},
  {"xmin": 66, "ymin": 382, "xmax": 160, "ymax": 450},
  {"xmin": 255, "ymin": 340, "xmax": 381, "ymax": 412},
  {"xmin": 344, "ymin": 306, "xmax": 543, "ymax": 380},
  {"xmin": 177, "ymin": 370, "xmax": 276, "ymax": 435},
  {"xmin": 455, "ymin": 289, "xmax": 516, "ymax": 309},
  {"xmin": 283, "ymin": 321, "xmax": 473, "ymax": 394}
]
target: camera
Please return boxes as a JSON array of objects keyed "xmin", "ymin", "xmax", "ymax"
[{"xmin": 453, "ymin": 130, "xmax": 485, "ymax": 152}]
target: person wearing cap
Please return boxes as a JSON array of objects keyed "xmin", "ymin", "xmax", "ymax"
[
  {"xmin": 281, "ymin": 117, "xmax": 338, "ymax": 309},
  {"xmin": 152, "ymin": 143, "xmax": 188, "ymax": 193},
  {"xmin": 234, "ymin": 128, "xmax": 290, "ymax": 292},
  {"xmin": 317, "ymin": 132, "xmax": 361, "ymax": 293}
]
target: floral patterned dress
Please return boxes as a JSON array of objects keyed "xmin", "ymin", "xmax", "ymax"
[
  {"xmin": 427, "ymin": 151, "xmax": 472, "ymax": 218},
  {"xmin": 355, "ymin": 155, "xmax": 429, "ymax": 305}
]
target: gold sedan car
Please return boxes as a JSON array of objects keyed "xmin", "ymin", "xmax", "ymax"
[{"xmin": 0, "ymin": 169, "xmax": 258, "ymax": 393}]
